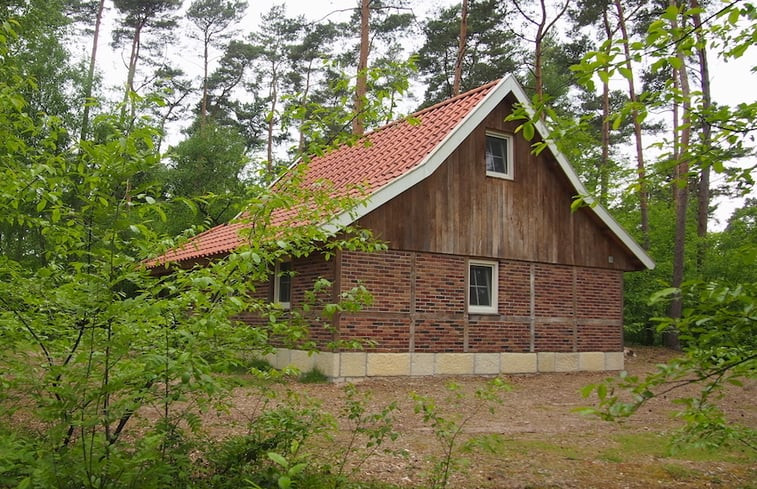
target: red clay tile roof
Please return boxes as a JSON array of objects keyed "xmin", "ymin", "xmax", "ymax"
[{"xmin": 150, "ymin": 80, "xmax": 500, "ymax": 266}]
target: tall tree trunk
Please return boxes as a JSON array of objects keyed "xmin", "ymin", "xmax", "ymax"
[
  {"xmin": 615, "ymin": 0, "xmax": 649, "ymax": 250},
  {"xmin": 352, "ymin": 0, "xmax": 370, "ymax": 136},
  {"xmin": 453, "ymin": 0, "xmax": 468, "ymax": 96},
  {"xmin": 599, "ymin": 9, "xmax": 612, "ymax": 206},
  {"xmin": 122, "ymin": 20, "xmax": 146, "ymax": 122},
  {"xmin": 668, "ymin": 4, "xmax": 692, "ymax": 350},
  {"xmin": 512, "ymin": 0, "xmax": 569, "ymax": 107},
  {"xmin": 266, "ymin": 61, "xmax": 278, "ymax": 174},
  {"xmin": 80, "ymin": 0, "xmax": 105, "ymax": 143},
  {"xmin": 691, "ymin": 0, "xmax": 712, "ymax": 271},
  {"xmin": 533, "ymin": 0, "xmax": 547, "ymax": 101},
  {"xmin": 201, "ymin": 31, "xmax": 210, "ymax": 129},
  {"xmin": 298, "ymin": 58, "xmax": 315, "ymax": 154}
]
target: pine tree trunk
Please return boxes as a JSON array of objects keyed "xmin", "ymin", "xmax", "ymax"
[
  {"xmin": 266, "ymin": 61, "xmax": 278, "ymax": 174},
  {"xmin": 615, "ymin": 0, "xmax": 649, "ymax": 251},
  {"xmin": 533, "ymin": 0, "xmax": 546, "ymax": 101},
  {"xmin": 453, "ymin": 0, "xmax": 468, "ymax": 96},
  {"xmin": 691, "ymin": 0, "xmax": 712, "ymax": 271},
  {"xmin": 201, "ymin": 32, "xmax": 210, "ymax": 129},
  {"xmin": 599, "ymin": 9, "xmax": 612, "ymax": 206},
  {"xmin": 80, "ymin": 0, "xmax": 105, "ymax": 143},
  {"xmin": 353, "ymin": 0, "xmax": 370, "ymax": 136},
  {"xmin": 122, "ymin": 20, "xmax": 145, "ymax": 122},
  {"xmin": 667, "ymin": 3, "xmax": 691, "ymax": 350}
]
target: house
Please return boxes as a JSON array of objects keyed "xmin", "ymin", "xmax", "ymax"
[{"xmin": 153, "ymin": 75, "xmax": 654, "ymax": 379}]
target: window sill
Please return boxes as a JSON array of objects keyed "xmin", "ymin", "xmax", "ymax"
[
  {"xmin": 486, "ymin": 171, "xmax": 514, "ymax": 181},
  {"xmin": 467, "ymin": 311, "xmax": 500, "ymax": 318}
]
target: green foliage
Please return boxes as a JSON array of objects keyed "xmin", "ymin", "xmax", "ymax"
[
  {"xmin": 416, "ymin": 0, "xmax": 522, "ymax": 107},
  {"xmin": 580, "ymin": 281, "xmax": 756, "ymax": 450},
  {"xmin": 163, "ymin": 120, "xmax": 249, "ymax": 235},
  {"xmin": 323, "ymin": 384, "xmax": 400, "ymax": 488},
  {"xmin": 0, "ymin": 26, "xmax": 387, "ymax": 487},
  {"xmin": 702, "ymin": 199, "xmax": 757, "ymax": 285},
  {"xmin": 411, "ymin": 379, "xmax": 509, "ymax": 489},
  {"xmin": 298, "ymin": 367, "xmax": 329, "ymax": 384}
]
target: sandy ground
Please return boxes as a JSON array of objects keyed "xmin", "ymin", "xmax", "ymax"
[{"xmin": 206, "ymin": 346, "xmax": 756, "ymax": 489}]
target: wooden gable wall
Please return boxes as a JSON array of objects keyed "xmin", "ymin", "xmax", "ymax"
[{"xmin": 357, "ymin": 95, "xmax": 644, "ymax": 271}]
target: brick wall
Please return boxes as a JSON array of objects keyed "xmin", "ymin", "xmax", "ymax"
[
  {"xmin": 414, "ymin": 319, "xmax": 465, "ymax": 352},
  {"xmin": 337, "ymin": 250, "xmax": 624, "ymax": 354},
  {"xmin": 341, "ymin": 251, "xmax": 412, "ymax": 313},
  {"xmin": 498, "ymin": 261, "xmax": 530, "ymax": 316},
  {"xmin": 237, "ymin": 249, "xmax": 624, "ymax": 355},
  {"xmin": 468, "ymin": 320, "xmax": 531, "ymax": 352},
  {"xmin": 235, "ymin": 253, "xmax": 336, "ymax": 349},
  {"xmin": 415, "ymin": 254, "xmax": 466, "ymax": 313},
  {"xmin": 338, "ymin": 314, "xmax": 411, "ymax": 352}
]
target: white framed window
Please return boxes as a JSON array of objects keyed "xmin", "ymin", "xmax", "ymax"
[
  {"xmin": 468, "ymin": 260, "xmax": 498, "ymax": 314},
  {"xmin": 274, "ymin": 262, "xmax": 292, "ymax": 310},
  {"xmin": 485, "ymin": 131, "xmax": 514, "ymax": 180}
]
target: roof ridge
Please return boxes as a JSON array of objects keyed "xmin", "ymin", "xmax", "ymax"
[
  {"xmin": 412, "ymin": 79, "xmax": 501, "ymax": 118},
  {"xmin": 356, "ymin": 78, "xmax": 502, "ymax": 140}
]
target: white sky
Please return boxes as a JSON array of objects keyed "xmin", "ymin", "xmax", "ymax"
[{"xmin": 97, "ymin": 0, "xmax": 755, "ymax": 227}]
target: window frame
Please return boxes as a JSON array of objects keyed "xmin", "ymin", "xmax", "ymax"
[
  {"xmin": 485, "ymin": 131, "xmax": 514, "ymax": 180},
  {"xmin": 273, "ymin": 262, "xmax": 292, "ymax": 310},
  {"xmin": 467, "ymin": 259, "xmax": 499, "ymax": 314}
]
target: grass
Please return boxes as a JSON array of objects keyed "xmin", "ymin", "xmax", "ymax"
[
  {"xmin": 599, "ymin": 432, "xmax": 756, "ymax": 464},
  {"xmin": 298, "ymin": 367, "xmax": 329, "ymax": 384}
]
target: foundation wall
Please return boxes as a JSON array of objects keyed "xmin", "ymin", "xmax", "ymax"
[{"xmin": 262, "ymin": 348, "xmax": 624, "ymax": 380}]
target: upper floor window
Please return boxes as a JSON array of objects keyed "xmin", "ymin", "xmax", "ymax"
[
  {"xmin": 274, "ymin": 262, "xmax": 292, "ymax": 309},
  {"xmin": 485, "ymin": 131, "xmax": 514, "ymax": 180}
]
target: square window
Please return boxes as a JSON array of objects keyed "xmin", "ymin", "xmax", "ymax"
[
  {"xmin": 468, "ymin": 260, "xmax": 498, "ymax": 314},
  {"xmin": 485, "ymin": 132, "xmax": 514, "ymax": 180},
  {"xmin": 274, "ymin": 262, "xmax": 292, "ymax": 309}
]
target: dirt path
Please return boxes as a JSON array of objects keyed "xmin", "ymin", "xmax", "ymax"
[{"xmin": 213, "ymin": 347, "xmax": 756, "ymax": 488}]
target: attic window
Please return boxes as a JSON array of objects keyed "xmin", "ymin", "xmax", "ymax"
[
  {"xmin": 485, "ymin": 131, "xmax": 514, "ymax": 180},
  {"xmin": 274, "ymin": 262, "xmax": 292, "ymax": 309},
  {"xmin": 468, "ymin": 260, "xmax": 498, "ymax": 314}
]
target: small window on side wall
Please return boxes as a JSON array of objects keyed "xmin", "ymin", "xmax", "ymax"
[
  {"xmin": 274, "ymin": 262, "xmax": 292, "ymax": 310},
  {"xmin": 468, "ymin": 260, "xmax": 498, "ymax": 314},
  {"xmin": 485, "ymin": 131, "xmax": 514, "ymax": 180}
]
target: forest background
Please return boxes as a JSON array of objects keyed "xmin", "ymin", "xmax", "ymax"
[{"xmin": 0, "ymin": 0, "xmax": 755, "ymax": 487}]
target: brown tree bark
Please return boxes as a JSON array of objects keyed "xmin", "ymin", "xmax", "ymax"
[
  {"xmin": 266, "ymin": 60, "xmax": 279, "ymax": 174},
  {"xmin": 352, "ymin": 0, "xmax": 371, "ymax": 136},
  {"xmin": 667, "ymin": 2, "xmax": 692, "ymax": 350},
  {"xmin": 615, "ymin": 0, "xmax": 649, "ymax": 250},
  {"xmin": 452, "ymin": 0, "xmax": 469, "ymax": 96},
  {"xmin": 511, "ymin": 0, "xmax": 570, "ymax": 105},
  {"xmin": 599, "ymin": 9, "xmax": 612, "ymax": 206},
  {"xmin": 80, "ymin": 0, "xmax": 105, "ymax": 142},
  {"xmin": 691, "ymin": 0, "xmax": 712, "ymax": 271}
]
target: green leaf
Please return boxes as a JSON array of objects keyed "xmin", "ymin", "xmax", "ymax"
[
  {"xmin": 727, "ymin": 7, "xmax": 740, "ymax": 25},
  {"xmin": 277, "ymin": 475, "xmax": 292, "ymax": 489},
  {"xmin": 267, "ymin": 452, "xmax": 288, "ymax": 468},
  {"xmin": 522, "ymin": 122, "xmax": 535, "ymax": 141},
  {"xmin": 597, "ymin": 383, "xmax": 607, "ymax": 400}
]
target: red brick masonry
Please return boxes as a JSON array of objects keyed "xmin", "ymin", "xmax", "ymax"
[
  {"xmin": 273, "ymin": 250, "xmax": 624, "ymax": 354},
  {"xmin": 239, "ymin": 251, "xmax": 623, "ymax": 353}
]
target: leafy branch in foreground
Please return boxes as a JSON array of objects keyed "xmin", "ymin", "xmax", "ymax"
[
  {"xmin": 411, "ymin": 379, "xmax": 509, "ymax": 489},
  {"xmin": 580, "ymin": 281, "xmax": 756, "ymax": 450}
]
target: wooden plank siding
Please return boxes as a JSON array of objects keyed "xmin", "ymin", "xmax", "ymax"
[{"xmin": 357, "ymin": 95, "xmax": 642, "ymax": 271}]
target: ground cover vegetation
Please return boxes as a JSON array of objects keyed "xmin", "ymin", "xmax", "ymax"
[{"xmin": 0, "ymin": 0, "xmax": 755, "ymax": 487}]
